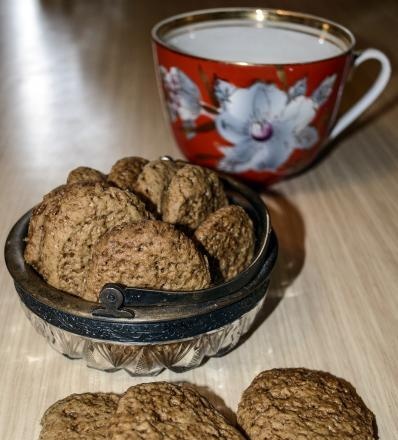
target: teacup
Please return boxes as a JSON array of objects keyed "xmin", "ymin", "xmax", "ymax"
[{"xmin": 152, "ymin": 8, "xmax": 391, "ymax": 185}]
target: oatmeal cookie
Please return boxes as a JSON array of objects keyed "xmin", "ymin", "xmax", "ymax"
[
  {"xmin": 39, "ymin": 392, "xmax": 119, "ymax": 440},
  {"xmin": 107, "ymin": 157, "xmax": 148, "ymax": 192},
  {"xmin": 195, "ymin": 205, "xmax": 255, "ymax": 281},
  {"xmin": 24, "ymin": 185, "xmax": 68, "ymax": 270},
  {"xmin": 135, "ymin": 159, "xmax": 180, "ymax": 214},
  {"xmin": 67, "ymin": 167, "xmax": 106, "ymax": 184},
  {"xmin": 29, "ymin": 182, "xmax": 150, "ymax": 298},
  {"xmin": 85, "ymin": 220, "xmax": 211, "ymax": 300},
  {"xmin": 237, "ymin": 368, "xmax": 376, "ymax": 440},
  {"xmin": 162, "ymin": 164, "xmax": 228, "ymax": 230},
  {"xmin": 109, "ymin": 382, "xmax": 244, "ymax": 440}
]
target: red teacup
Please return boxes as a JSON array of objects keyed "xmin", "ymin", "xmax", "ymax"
[{"xmin": 152, "ymin": 8, "xmax": 391, "ymax": 185}]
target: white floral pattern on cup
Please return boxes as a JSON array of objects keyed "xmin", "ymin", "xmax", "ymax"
[
  {"xmin": 160, "ymin": 66, "xmax": 201, "ymax": 124},
  {"xmin": 159, "ymin": 65, "xmax": 336, "ymax": 172},
  {"xmin": 215, "ymin": 81, "xmax": 317, "ymax": 172}
]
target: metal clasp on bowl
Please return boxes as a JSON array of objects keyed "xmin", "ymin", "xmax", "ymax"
[{"xmin": 92, "ymin": 283, "xmax": 135, "ymax": 319}]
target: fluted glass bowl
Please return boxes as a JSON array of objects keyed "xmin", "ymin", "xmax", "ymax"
[{"xmin": 5, "ymin": 175, "xmax": 277, "ymax": 376}]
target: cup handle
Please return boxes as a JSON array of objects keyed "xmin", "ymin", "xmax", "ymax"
[{"xmin": 329, "ymin": 48, "xmax": 391, "ymax": 140}]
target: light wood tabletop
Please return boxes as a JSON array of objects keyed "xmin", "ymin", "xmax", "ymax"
[{"xmin": 0, "ymin": 0, "xmax": 397, "ymax": 438}]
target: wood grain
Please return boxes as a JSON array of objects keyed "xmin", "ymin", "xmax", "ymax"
[{"xmin": 0, "ymin": 0, "xmax": 397, "ymax": 439}]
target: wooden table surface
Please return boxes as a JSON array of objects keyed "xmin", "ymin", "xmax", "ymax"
[{"xmin": 1, "ymin": 0, "xmax": 397, "ymax": 438}]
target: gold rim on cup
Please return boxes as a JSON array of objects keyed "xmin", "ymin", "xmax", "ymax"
[{"xmin": 152, "ymin": 7, "xmax": 356, "ymax": 66}]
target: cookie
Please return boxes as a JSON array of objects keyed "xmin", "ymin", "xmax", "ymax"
[
  {"xmin": 107, "ymin": 157, "xmax": 148, "ymax": 192},
  {"xmin": 29, "ymin": 182, "xmax": 150, "ymax": 298},
  {"xmin": 162, "ymin": 164, "xmax": 228, "ymax": 230},
  {"xmin": 24, "ymin": 185, "xmax": 68, "ymax": 270},
  {"xmin": 109, "ymin": 382, "xmax": 244, "ymax": 440},
  {"xmin": 67, "ymin": 167, "xmax": 106, "ymax": 185},
  {"xmin": 237, "ymin": 368, "xmax": 376, "ymax": 440},
  {"xmin": 135, "ymin": 159, "xmax": 180, "ymax": 214},
  {"xmin": 85, "ymin": 220, "xmax": 211, "ymax": 300},
  {"xmin": 39, "ymin": 392, "xmax": 119, "ymax": 440},
  {"xmin": 194, "ymin": 205, "xmax": 255, "ymax": 281}
]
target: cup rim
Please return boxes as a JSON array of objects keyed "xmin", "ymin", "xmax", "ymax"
[{"xmin": 152, "ymin": 7, "xmax": 356, "ymax": 66}]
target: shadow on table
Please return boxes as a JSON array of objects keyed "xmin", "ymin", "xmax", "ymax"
[{"xmin": 237, "ymin": 191, "xmax": 306, "ymax": 344}]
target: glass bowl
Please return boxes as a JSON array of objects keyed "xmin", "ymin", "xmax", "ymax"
[{"xmin": 5, "ymin": 175, "xmax": 277, "ymax": 376}]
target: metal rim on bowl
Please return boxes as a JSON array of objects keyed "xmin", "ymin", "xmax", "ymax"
[
  {"xmin": 5, "ymin": 175, "xmax": 277, "ymax": 343},
  {"xmin": 14, "ymin": 235, "xmax": 276, "ymax": 343}
]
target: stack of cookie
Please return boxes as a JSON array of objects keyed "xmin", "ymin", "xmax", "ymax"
[
  {"xmin": 39, "ymin": 382, "xmax": 245, "ymax": 440},
  {"xmin": 24, "ymin": 157, "xmax": 255, "ymax": 301},
  {"xmin": 39, "ymin": 368, "xmax": 377, "ymax": 439}
]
